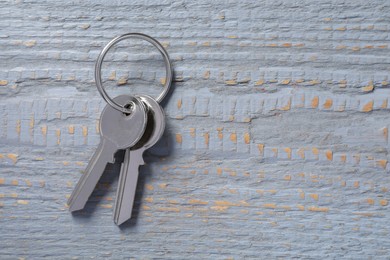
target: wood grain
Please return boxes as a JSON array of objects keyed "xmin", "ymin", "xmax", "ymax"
[{"xmin": 0, "ymin": 0, "xmax": 389, "ymax": 258}]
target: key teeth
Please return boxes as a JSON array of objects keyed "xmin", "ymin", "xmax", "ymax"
[{"xmin": 109, "ymin": 154, "xmax": 115, "ymax": 164}]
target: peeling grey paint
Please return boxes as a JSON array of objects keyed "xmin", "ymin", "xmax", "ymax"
[{"xmin": 1, "ymin": 0, "xmax": 390, "ymax": 259}]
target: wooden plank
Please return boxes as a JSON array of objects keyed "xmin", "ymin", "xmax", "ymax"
[{"xmin": 0, "ymin": 0, "xmax": 389, "ymax": 258}]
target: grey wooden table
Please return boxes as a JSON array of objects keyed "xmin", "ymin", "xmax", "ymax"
[{"xmin": 1, "ymin": 0, "xmax": 390, "ymax": 259}]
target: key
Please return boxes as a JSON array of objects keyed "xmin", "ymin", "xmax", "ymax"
[
  {"xmin": 68, "ymin": 95, "xmax": 147, "ymax": 212},
  {"xmin": 113, "ymin": 95, "xmax": 165, "ymax": 225}
]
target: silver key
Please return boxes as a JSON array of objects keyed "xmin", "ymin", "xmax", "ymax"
[
  {"xmin": 68, "ymin": 95, "xmax": 147, "ymax": 212},
  {"xmin": 114, "ymin": 95, "xmax": 165, "ymax": 225}
]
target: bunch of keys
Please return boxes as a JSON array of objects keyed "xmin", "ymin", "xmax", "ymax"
[{"xmin": 67, "ymin": 33, "xmax": 173, "ymax": 225}]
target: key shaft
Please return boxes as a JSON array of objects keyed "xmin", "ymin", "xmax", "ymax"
[
  {"xmin": 114, "ymin": 148, "xmax": 145, "ymax": 225},
  {"xmin": 114, "ymin": 95, "xmax": 165, "ymax": 225},
  {"xmin": 68, "ymin": 138, "xmax": 117, "ymax": 212}
]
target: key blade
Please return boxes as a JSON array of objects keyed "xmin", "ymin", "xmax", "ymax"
[
  {"xmin": 113, "ymin": 148, "xmax": 145, "ymax": 225},
  {"xmin": 68, "ymin": 138, "xmax": 117, "ymax": 212}
]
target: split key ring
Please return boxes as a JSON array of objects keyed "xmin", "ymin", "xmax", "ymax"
[{"xmin": 94, "ymin": 33, "xmax": 173, "ymax": 114}]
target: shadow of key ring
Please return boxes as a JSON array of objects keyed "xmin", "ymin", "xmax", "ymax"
[{"xmin": 95, "ymin": 33, "xmax": 173, "ymax": 114}]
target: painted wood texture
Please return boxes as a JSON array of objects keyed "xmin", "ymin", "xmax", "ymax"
[{"xmin": 1, "ymin": 0, "xmax": 390, "ymax": 259}]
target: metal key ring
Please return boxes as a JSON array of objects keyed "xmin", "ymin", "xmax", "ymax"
[{"xmin": 95, "ymin": 33, "xmax": 173, "ymax": 114}]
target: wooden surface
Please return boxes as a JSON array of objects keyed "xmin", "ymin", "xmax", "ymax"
[{"xmin": 1, "ymin": 0, "xmax": 390, "ymax": 259}]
